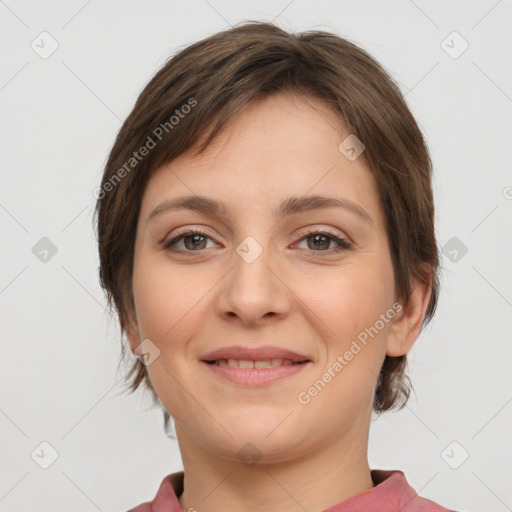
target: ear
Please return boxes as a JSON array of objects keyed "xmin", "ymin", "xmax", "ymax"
[
  {"xmin": 386, "ymin": 268, "xmax": 433, "ymax": 357},
  {"xmin": 125, "ymin": 311, "xmax": 143, "ymax": 358}
]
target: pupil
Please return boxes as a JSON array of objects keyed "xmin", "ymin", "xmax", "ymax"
[
  {"xmin": 309, "ymin": 234, "xmax": 328, "ymax": 250},
  {"xmin": 186, "ymin": 235, "xmax": 205, "ymax": 250}
]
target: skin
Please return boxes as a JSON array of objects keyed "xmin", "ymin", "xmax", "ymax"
[{"xmin": 126, "ymin": 92, "xmax": 432, "ymax": 512}]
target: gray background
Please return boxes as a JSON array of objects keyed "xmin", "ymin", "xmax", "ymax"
[{"xmin": 1, "ymin": 1, "xmax": 511, "ymax": 511}]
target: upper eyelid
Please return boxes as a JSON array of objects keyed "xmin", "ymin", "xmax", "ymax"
[
  {"xmin": 164, "ymin": 226, "xmax": 350, "ymax": 249},
  {"xmin": 166, "ymin": 225, "xmax": 347, "ymax": 240}
]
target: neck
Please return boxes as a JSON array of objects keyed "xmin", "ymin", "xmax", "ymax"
[{"xmin": 175, "ymin": 426, "xmax": 373, "ymax": 512}]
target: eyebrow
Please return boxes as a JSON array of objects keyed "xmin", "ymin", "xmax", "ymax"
[{"xmin": 147, "ymin": 194, "xmax": 374, "ymax": 226}]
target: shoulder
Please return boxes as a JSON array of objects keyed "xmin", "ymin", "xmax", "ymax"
[
  {"xmin": 372, "ymin": 470, "xmax": 456, "ymax": 511},
  {"xmin": 125, "ymin": 471, "xmax": 184, "ymax": 512},
  {"xmin": 400, "ymin": 493, "xmax": 457, "ymax": 512}
]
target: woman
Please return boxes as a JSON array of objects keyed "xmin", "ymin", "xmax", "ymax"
[{"xmin": 94, "ymin": 21, "xmax": 454, "ymax": 511}]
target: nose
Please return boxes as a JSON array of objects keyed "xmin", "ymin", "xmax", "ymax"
[{"xmin": 215, "ymin": 241, "xmax": 291, "ymax": 327}]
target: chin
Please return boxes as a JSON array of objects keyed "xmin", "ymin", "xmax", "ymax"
[
  {"xmin": 198, "ymin": 418, "xmax": 310, "ymax": 465},
  {"xmin": 209, "ymin": 435, "xmax": 306, "ymax": 466}
]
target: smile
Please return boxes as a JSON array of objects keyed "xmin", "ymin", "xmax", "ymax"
[
  {"xmin": 201, "ymin": 359, "xmax": 311, "ymax": 386},
  {"xmin": 206, "ymin": 358, "xmax": 308, "ymax": 368}
]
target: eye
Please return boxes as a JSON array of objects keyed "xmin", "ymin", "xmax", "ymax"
[
  {"xmin": 163, "ymin": 228, "xmax": 352, "ymax": 255},
  {"xmin": 163, "ymin": 229, "xmax": 216, "ymax": 252},
  {"xmin": 294, "ymin": 229, "xmax": 352, "ymax": 254}
]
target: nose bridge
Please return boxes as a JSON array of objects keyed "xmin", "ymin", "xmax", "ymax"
[
  {"xmin": 231, "ymin": 234, "xmax": 274, "ymax": 300},
  {"xmin": 216, "ymin": 233, "xmax": 289, "ymax": 324}
]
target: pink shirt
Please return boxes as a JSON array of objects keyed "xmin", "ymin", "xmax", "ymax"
[{"xmin": 127, "ymin": 469, "xmax": 455, "ymax": 511}]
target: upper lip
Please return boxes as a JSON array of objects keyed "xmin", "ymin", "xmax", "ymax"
[{"xmin": 200, "ymin": 345, "xmax": 311, "ymax": 363}]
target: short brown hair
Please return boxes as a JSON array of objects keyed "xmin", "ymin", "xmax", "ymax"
[{"xmin": 94, "ymin": 21, "xmax": 441, "ymax": 434}]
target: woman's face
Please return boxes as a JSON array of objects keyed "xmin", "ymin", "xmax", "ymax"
[{"xmin": 128, "ymin": 93, "xmax": 411, "ymax": 463}]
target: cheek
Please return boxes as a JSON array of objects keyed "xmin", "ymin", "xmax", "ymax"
[
  {"xmin": 131, "ymin": 258, "xmax": 207, "ymax": 419},
  {"xmin": 132, "ymin": 256, "xmax": 205, "ymax": 341},
  {"xmin": 314, "ymin": 266, "xmax": 390, "ymax": 332},
  {"xmin": 309, "ymin": 265, "xmax": 392, "ymax": 377}
]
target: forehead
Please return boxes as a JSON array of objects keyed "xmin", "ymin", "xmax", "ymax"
[{"xmin": 140, "ymin": 92, "xmax": 383, "ymax": 229}]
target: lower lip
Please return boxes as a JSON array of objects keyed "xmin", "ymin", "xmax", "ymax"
[{"xmin": 201, "ymin": 361, "xmax": 311, "ymax": 386}]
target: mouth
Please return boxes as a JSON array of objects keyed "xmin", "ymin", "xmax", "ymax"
[
  {"xmin": 200, "ymin": 345, "xmax": 312, "ymax": 364},
  {"xmin": 199, "ymin": 345, "xmax": 312, "ymax": 386},
  {"xmin": 203, "ymin": 358, "xmax": 310, "ymax": 368}
]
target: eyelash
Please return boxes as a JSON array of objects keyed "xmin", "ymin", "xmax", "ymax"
[{"xmin": 163, "ymin": 228, "xmax": 352, "ymax": 255}]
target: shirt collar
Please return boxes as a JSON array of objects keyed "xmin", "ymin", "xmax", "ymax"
[{"xmin": 133, "ymin": 469, "xmax": 449, "ymax": 512}]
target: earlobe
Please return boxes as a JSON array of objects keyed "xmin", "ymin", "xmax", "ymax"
[{"xmin": 386, "ymin": 271, "xmax": 433, "ymax": 357}]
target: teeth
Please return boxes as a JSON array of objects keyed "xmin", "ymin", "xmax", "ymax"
[
  {"xmin": 215, "ymin": 358, "xmax": 300, "ymax": 367},
  {"xmin": 254, "ymin": 360, "xmax": 271, "ymax": 368}
]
